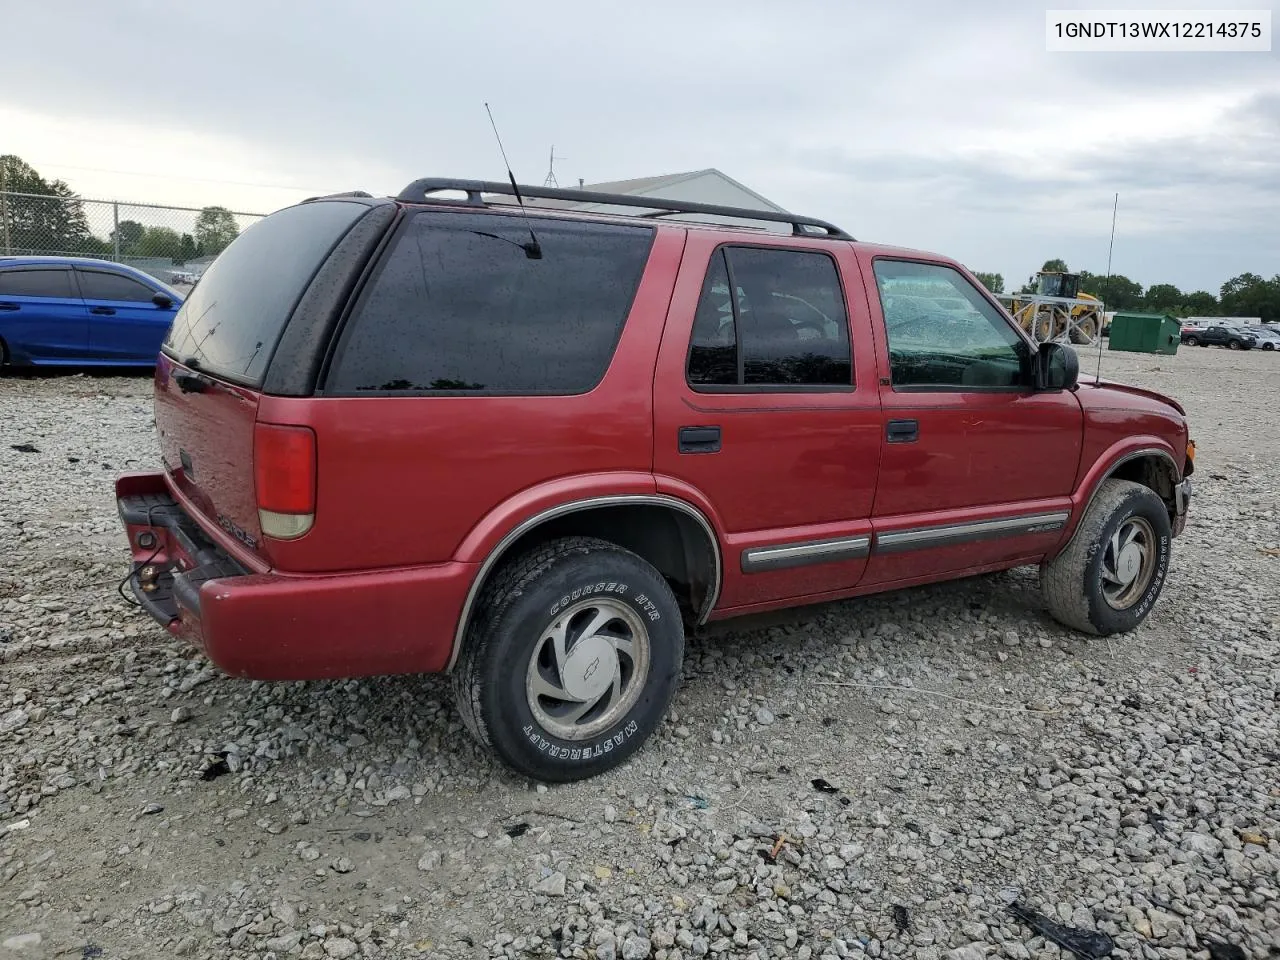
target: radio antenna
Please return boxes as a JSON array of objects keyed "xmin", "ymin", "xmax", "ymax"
[
  {"xmin": 483, "ymin": 101, "xmax": 542, "ymax": 259},
  {"xmin": 1095, "ymin": 192, "xmax": 1119, "ymax": 384}
]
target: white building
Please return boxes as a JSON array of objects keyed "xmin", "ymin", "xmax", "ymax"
[{"xmin": 498, "ymin": 168, "xmax": 793, "ymax": 233}]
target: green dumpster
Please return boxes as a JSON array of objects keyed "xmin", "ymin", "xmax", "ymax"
[{"xmin": 1108, "ymin": 312, "xmax": 1181, "ymax": 355}]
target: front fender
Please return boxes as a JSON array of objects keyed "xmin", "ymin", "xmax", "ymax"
[{"xmin": 1053, "ymin": 437, "xmax": 1181, "ymax": 553}]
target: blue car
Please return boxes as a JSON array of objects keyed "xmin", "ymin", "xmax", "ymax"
[{"xmin": 0, "ymin": 256, "xmax": 184, "ymax": 367}]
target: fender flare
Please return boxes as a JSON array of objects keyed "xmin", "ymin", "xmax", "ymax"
[
  {"xmin": 1054, "ymin": 440, "xmax": 1181, "ymax": 555},
  {"xmin": 448, "ymin": 480, "xmax": 723, "ymax": 671}
]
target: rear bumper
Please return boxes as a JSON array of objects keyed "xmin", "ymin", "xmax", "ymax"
[{"xmin": 116, "ymin": 472, "xmax": 471, "ymax": 680}]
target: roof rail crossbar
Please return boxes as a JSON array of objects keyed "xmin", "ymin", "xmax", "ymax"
[{"xmin": 396, "ymin": 178, "xmax": 853, "ymax": 240}]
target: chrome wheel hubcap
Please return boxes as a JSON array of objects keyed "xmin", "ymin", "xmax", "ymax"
[
  {"xmin": 1100, "ymin": 516, "xmax": 1156, "ymax": 609},
  {"xmin": 525, "ymin": 597, "xmax": 649, "ymax": 741}
]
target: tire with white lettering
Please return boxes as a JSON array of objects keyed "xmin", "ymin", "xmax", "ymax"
[
  {"xmin": 452, "ymin": 536, "xmax": 683, "ymax": 782},
  {"xmin": 1041, "ymin": 479, "xmax": 1172, "ymax": 636}
]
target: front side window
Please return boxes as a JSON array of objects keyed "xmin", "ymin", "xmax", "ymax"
[
  {"xmin": 327, "ymin": 212, "xmax": 654, "ymax": 395},
  {"xmin": 77, "ymin": 270, "xmax": 156, "ymax": 303},
  {"xmin": 872, "ymin": 260, "xmax": 1029, "ymax": 389},
  {"xmin": 0, "ymin": 268, "xmax": 73, "ymax": 299},
  {"xmin": 686, "ymin": 245, "xmax": 852, "ymax": 389}
]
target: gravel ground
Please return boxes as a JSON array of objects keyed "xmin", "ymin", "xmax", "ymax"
[{"xmin": 1, "ymin": 347, "xmax": 1277, "ymax": 960}]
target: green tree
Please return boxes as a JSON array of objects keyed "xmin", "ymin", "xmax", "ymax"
[
  {"xmin": 0, "ymin": 155, "xmax": 93, "ymax": 256},
  {"xmin": 1143, "ymin": 283, "xmax": 1183, "ymax": 312},
  {"xmin": 1220, "ymin": 273, "xmax": 1280, "ymax": 323},
  {"xmin": 137, "ymin": 226, "xmax": 183, "ymax": 259},
  {"xmin": 111, "ymin": 219, "xmax": 145, "ymax": 254},
  {"xmin": 1041, "ymin": 258, "xmax": 1069, "ymax": 273},
  {"xmin": 178, "ymin": 233, "xmax": 197, "ymax": 263},
  {"xmin": 973, "ymin": 271, "xmax": 1004, "ymax": 294},
  {"xmin": 1078, "ymin": 271, "xmax": 1143, "ymax": 311},
  {"xmin": 1179, "ymin": 291, "xmax": 1219, "ymax": 315},
  {"xmin": 194, "ymin": 206, "xmax": 239, "ymax": 256}
]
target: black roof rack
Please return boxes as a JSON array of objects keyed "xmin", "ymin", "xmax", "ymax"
[
  {"xmin": 302, "ymin": 190, "xmax": 373, "ymax": 202},
  {"xmin": 395, "ymin": 178, "xmax": 853, "ymax": 240}
]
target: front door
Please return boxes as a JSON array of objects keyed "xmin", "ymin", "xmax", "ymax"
[
  {"xmin": 653, "ymin": 233, "xmax": 883, "ymax": 612},
  {"xmin": 78, "ymin": 268, "xmax": 174, "ymax": 362},
  {"xmin": 857, "ymin": 255, "xmax": 1084, "ymax": 585}
]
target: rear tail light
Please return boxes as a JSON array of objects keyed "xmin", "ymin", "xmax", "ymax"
[{"xmin": 254, "ymin": 423, "xmax": 316, "ymax": 539}]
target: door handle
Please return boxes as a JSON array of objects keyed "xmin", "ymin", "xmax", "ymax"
[
  {"xmin": 886, "ymin": 419, "xmax": 918, "ymax": 443},
  {"xmin": 89, "ymin": 306, "xmax": 116, "ymax": 315},
  {"xmin": 0, "ymin": 302, "xmax": 18, "ymax": 311},
  {"xmin": 678, "ymin": 425, "xmax": 721, "ymax": 454}
]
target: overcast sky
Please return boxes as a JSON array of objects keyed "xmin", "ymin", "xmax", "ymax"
[{"xmin": 2, "ymin": 0, "xmax": 1276, "ymax": 293}]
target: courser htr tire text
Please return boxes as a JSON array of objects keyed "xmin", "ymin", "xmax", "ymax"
[{"xmin": 452, "ymin": 536, "xmax": 684, "ymax": 782}]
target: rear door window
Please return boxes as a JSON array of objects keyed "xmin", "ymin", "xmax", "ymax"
[
  {"xmin": 162, "ymin": 199, "xmax": 368, "ymax": 386},
  {"xmin": 325, "ymin": 211, "xmax": 655, "ymax": 395},
  {"xmin": 77, "ymin": 270, "xmax": 156, "ymax": 302},
  {"xmin": 0, "ymin": 268, "xmax": 75, "ymax": 299},
  {"xmin": 686, "ymin": 245, "xmax": 852, "ymax": 389}
]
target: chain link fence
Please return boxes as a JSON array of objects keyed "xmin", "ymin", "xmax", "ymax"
[{"xmin": 0, "ymin": 191, "xmax": 265, "ymax": 288}]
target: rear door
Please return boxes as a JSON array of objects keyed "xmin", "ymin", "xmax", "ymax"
[
  {"xmin": 652, "ymin": 233, "xmax": 883, "ymax": 611},
  {"xmin": 77, "ymin": 267, "xmax": 175, "ymax": 362},
  {"xmin": 0, "ymin": 266, "xmax": 87, "ymax": 361}
]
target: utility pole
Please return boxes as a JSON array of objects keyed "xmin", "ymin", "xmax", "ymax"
[{"xmin": 0, "ymin": 162, "xmax": 10, "ymax": 256}]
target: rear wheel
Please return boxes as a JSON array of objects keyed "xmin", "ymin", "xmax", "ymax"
[
  {"xmin": 1041, "ymin": 479, "xmax": 1172, "ymax": 636},
  {"xmin": 0, "ymin": 337, "xmax": 8, "ymax": 365},
  {"xmin": 1184, "ymin": 336, "xmax": 1199, "ymax": 346},
  {"xmin": 1264, "ymin": 343, "xmax": 1275, "ymax": 351},
  {"xmin": 453, "ymin": 536, "xmax": 684, "ymax": 782}
]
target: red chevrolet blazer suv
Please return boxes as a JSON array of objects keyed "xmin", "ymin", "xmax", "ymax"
[{"xmin": 116, "ymin": 179, "xmax": 1195, "ymax": 781}]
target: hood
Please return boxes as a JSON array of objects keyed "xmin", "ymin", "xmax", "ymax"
[{"xmin": 1081, "ymin": 377, "xmax": 1186, "ymax": 417}]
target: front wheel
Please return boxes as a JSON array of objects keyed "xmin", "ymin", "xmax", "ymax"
[
  {"xmin": 1228, "ymin": 339, "xmax": 1241, "ymax": 350},
  {"xmin": 453, "ymin": 536, "xmax": 684, "ymax": 782},
  {"xmin": 1041, "ymin": 479, "xmax": 1172, "ymax": 636}
]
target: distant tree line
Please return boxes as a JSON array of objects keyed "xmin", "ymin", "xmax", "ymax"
[
  {"xmin": 0, "ymin": 155, "xmax": 241, "ymax": 264},
  {"xmin": 971, "ymin": 260, "xmax": 1280, "ymax": 323}
]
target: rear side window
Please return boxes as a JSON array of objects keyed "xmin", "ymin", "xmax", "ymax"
[
  {"xmin": 687, "ymin": 245, "xmax": 852, "ymax": 389},
  {"xmin": 163, "ymin": 200, "xmax": 367, "ymax": 386},
  {"xmin": 78, "ymin": 270, "xmax": 155, "ymax": 302},
  {"xmin": 0, "ymin": 268, "xmax": 73, "ymax": 299},
  {"xmin": 326, "ymin": 212, "xmax": 655, "ymax": 395}
]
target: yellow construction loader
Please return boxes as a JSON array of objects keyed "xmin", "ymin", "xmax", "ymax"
[{"xmin": 1006, "ymin": 272, "xmax": 1105, "ymax": 344}]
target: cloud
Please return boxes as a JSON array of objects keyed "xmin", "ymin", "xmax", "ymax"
[{"xmin": 1, "ymin": 0, "xmax": 1276, "ymax": 292}]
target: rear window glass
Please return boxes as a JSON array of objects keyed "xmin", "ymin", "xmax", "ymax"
[
  {"xmin": 326, "ymin": 211, "xmax": 654, "ymax": 395},
  {"xmin": 0, "ymin": 268, "xmax": 73, "ymax": 299},
  {"xmin": 163, "ymin": 200, "xmax": 367, "ymax": 386}
]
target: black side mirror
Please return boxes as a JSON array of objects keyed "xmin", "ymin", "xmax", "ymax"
[
  {"xmin": 152, "ymin": 292, "xmax": 174, "ymax": 309},
  {"xmin": 1036, "ymin": 342, "xmax": 1078, "ymax": 390}
]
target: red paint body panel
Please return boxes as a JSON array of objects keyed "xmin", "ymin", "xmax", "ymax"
[
  {"xmin": 153, "ymin": 353, "xmax": 267, "ymax": 560},
  {"xmin": 255, "ymin": 229, "xmax": 686, "ymax": 575},
  {"xmin": 196, "ymin": 562, "xmax": 468, "ymax": 679}
]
